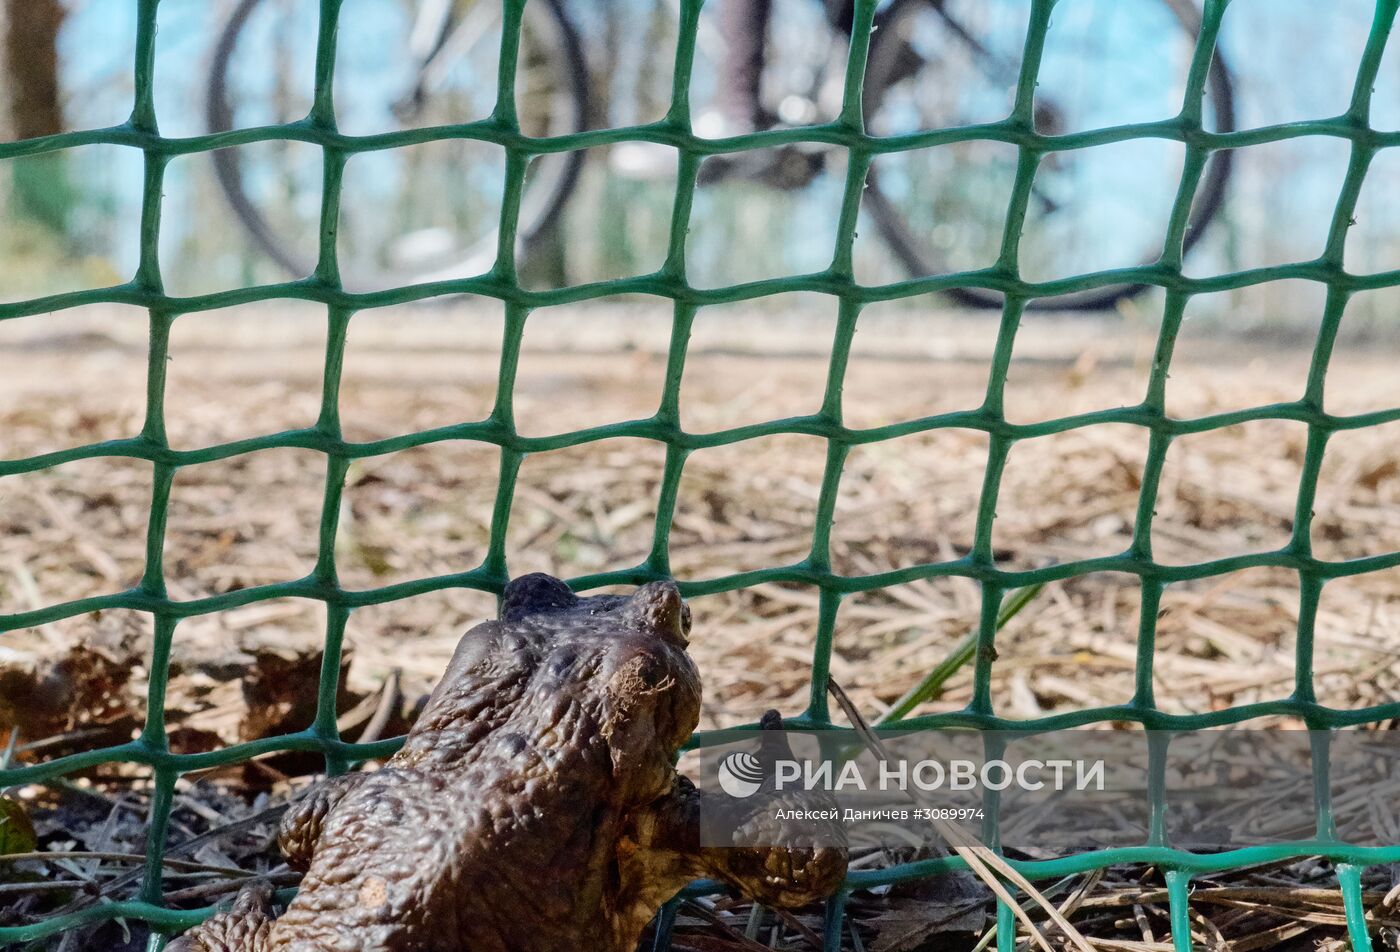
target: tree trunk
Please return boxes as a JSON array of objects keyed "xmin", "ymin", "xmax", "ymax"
[
  {"xmin": 0, "ymin": 1, "xmax": 9, "ymax": 219},
  {"xmin": 2, "ymin": 0, "xmax": 70, "ymax": 237},
  {"xmin": 2, "ymin": 0, "xmax": 65, "ymax": 140}
]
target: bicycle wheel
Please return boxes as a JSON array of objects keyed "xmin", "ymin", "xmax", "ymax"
[
  {"xmin": 206, "ymin": 0, "xmax": 590, "ymax": 288},
  {"xmin": 862, "ymin": 0, "xmax": 1235, "ymax": 311}
]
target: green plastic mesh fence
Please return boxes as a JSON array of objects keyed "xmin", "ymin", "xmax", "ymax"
[{"xmin": 4, "ymin": 0, "xmax": 1400, "ymax": 948}]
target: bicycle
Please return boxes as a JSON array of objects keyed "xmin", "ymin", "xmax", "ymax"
[{"xmin": 207, "ymin": 0, "xmax": 1235, "ymax": 309}]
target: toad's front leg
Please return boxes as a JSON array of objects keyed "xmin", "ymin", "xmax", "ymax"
[
  {"xmin": 165, "ymin": 881, "xmax": 275, "ymax": 952},
  {"xmin": 624, "ymin": 712, "xmax": 847, "ymax": 914},
  {"xmin": 277, "ymin": 772, "xmax": 367, "ymax": 871},
  {"xmin": 166, "ymin": 773, "xmax": 366, "ymax": 952},
  {"xmin": 696, "ymin": 782, "xmax": 849, "ymax": 908}
]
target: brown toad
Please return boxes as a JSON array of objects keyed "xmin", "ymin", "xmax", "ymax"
[{"xmin": 171, "ymin": 574, "xmax": 845, "ymax": 951}]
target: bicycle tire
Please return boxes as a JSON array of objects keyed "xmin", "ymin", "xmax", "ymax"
[
  {"xmin": 205, "ymin": 0, "xmax": 592, "ymax": 285},
  {"xmin": 862, "ymin": 0, "xmax": 1236, "ymax": 311}
]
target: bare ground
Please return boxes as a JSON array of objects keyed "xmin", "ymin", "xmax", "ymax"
[
  {"xmin": 4, "ymin": 298, "xmax": 1400, "ymax": 949},
  {"xmin": 2, "ymin": 299, "xmax": 1400, "ymax": 734}
]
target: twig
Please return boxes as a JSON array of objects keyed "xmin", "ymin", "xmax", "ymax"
[
  {"xmin": 827, "ymin": 679, "xmax": 1095, "ymax": 952},
  {"xmin": 46, "ymin": 803, "xmax": 289, "ymax": 917},
  {"xmin": 360, "ymin": 668, "xmax": 402, "ymax": 745},
  {"xmin": 679, "ymin": 899, "xmax": 777, "ymax": 952},
  {"xmin": 770, "ymin": 905, "xmax": 826, "ymax": 950},
  {"xmin": 0, "ymin": 879, "xmax": 88, "ymax": 896},
  {"xmin": 0, "ymin": 850, "xmax": 261, "ymax": 877},
  {"xmin": 876, "ymin": 583, "xmax": 1045, "ymax": 726},
  {"xmin": 161, "ymin": 870, "xmax": 299, "ymax": 905},
  {"xmin": 971, "ymin": 869, "xmax": 1105, "ymax": 952},
  {"xmin": 15, "ymin": 727, "xmax": 114, "ymax": 755}
]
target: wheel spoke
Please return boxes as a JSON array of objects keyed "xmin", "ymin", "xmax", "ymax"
[{"xmin": 861, "ymin": 0, "xmax": 1234, "ymax": 309}]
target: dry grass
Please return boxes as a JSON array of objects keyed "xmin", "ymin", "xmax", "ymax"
[
  {"xmin": 666, "ymin": 856, "xmax": 1400, "ymax": 952},
  {"xmin": 6, "ymin": 298, "xmax": 1400, "ymax": 950},
  {"xmin": 2, "ymin": 299, "xmax": 1400, "ymax": 738}
]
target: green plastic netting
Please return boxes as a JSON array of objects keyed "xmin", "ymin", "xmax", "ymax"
[{"xmin": 4, "ymin": 0, "xmax": 1400, "ymax": 947}]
